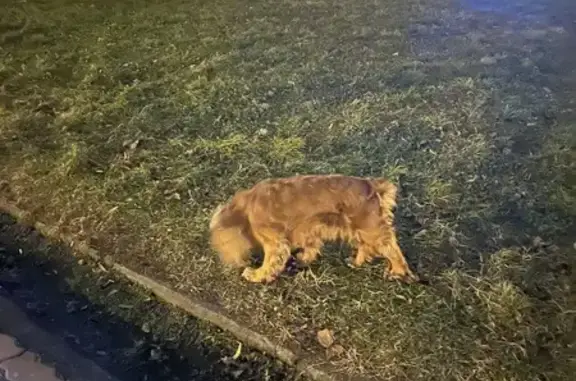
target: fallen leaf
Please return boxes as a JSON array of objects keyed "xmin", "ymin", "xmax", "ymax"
[
  {"xmin": 317, "ymin": 328, "xmax": 335, "ymax": 348},
  {"xmin": 232, "ymin": 341, "xmax": 242, "ymax": 360}
]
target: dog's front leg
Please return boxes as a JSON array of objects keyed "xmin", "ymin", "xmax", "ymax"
[
  {"xmin": 377, "ymin": 235, "xmax": 419, "ymax": 283},
  {"xmin": 349, "ymin": 245, "xmax": 374, "ymax": 268},
  {"xmin": 242, "ymin": 235, "xmax": 291, "ymax": 283}
]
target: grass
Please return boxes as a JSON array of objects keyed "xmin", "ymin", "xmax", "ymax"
[{"xmin": 1, "ymin": 0, "xmax": 575, "ymax": 380}]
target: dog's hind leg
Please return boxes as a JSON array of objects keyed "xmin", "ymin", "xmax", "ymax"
[{"xmin": 242, "ymin": 228, "xmax": 291, "ymax": 283}]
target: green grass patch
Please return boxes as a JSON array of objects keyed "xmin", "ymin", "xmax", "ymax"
[{"xmin": 1, "ymin": 0, "xmax": 575, "ymax": 379}]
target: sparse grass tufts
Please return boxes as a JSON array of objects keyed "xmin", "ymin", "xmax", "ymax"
[{"xmin": 1, "ymin": 0, "xmax": 575, "ymax": 380}]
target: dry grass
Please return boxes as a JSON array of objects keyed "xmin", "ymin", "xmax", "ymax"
[{"xmin": 1, "ymin": 0, "xmax": 575, "ymax": 380}]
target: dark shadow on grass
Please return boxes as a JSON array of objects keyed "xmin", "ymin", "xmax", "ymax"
[
  {"xmin": 387, "ymin": 0, "xmax": 576, "ymax": 276},
  {"xmin": 395, "ymin": 103, "xmax": 576, "ymax": 277},
  {"xmin": 0, "ymin": 213, "xmax": 291, "ymax": 381}
]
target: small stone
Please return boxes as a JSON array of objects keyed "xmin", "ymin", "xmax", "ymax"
[
  {"xmin": 231, "ymin": 369, "xmax": 244, "ymax": 379},
  {"xmin": 317, "ymin": 329, "xmax": 335, "ymax": 348},
  {"xmin": 532, "ymin": 236, "xmax": 545, "ymax": 247},
  {"xmin": 149, "ymin": 348, "xmax": 162, "ymax": 361}
]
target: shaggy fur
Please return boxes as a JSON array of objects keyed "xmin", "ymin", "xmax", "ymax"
[{"xmin": 209, "ymin": 174, "xmax": 418, "ymax": 283}]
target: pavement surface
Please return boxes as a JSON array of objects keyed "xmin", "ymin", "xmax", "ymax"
[
  {"xmin": 1, "ymin": 331, "xmax": 65, "ymax": 381},
  {"xmin": 0, "ymin": 295, "xmax": 121, "ymax": 381}
]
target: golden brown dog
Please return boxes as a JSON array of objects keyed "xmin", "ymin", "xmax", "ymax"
[{"xmin": 209, "ymin": 174, "xmax": 418, "ymax": 284}]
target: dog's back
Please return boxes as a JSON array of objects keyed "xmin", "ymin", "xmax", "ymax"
[{"xmin": 243, "ymin": 174, "xmax": 395, "ymax": 227}]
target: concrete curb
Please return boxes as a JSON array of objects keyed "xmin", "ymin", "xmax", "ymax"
[{"xmin": 0, "ymin": 199, "xmax": 338, "ymax": 381}]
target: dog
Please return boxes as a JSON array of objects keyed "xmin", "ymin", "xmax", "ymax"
[{"xmin": 209, "ymin": 174, "xmax": 418, "ymax": 284}]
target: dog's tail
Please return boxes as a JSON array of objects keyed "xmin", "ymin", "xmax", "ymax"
[
  {"xmin": 209, "ymin": 199, "xmax": 255, "ymax": 268},
  {"xmin": 370, "ymin": 178, "xmax": 398, "ymax": 219}
]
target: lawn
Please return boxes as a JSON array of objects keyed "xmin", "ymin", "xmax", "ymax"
[{"xmin": 1, "ymin": 0, "xmax": 575, "ymax": 380}]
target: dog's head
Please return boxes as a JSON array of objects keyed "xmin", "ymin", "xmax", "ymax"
[{"xmin": 208, "ymin": 200, "xmax": 255, "ymax": 268}]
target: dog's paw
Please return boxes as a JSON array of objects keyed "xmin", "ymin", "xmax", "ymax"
[
  {"xmin": 385, "ymin": 270, "xmax": 420, "ymax": 284},
  {"xmin": 242, "ymin": 268, "xmax": 257, "ymax": 282},
  {"xmin": 345, "ymin": 257, "xmax": 362, "ymax": 269},
  {"xmin": 241, "ymin": 268, "xmax": 277, "ymax": 283}
]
